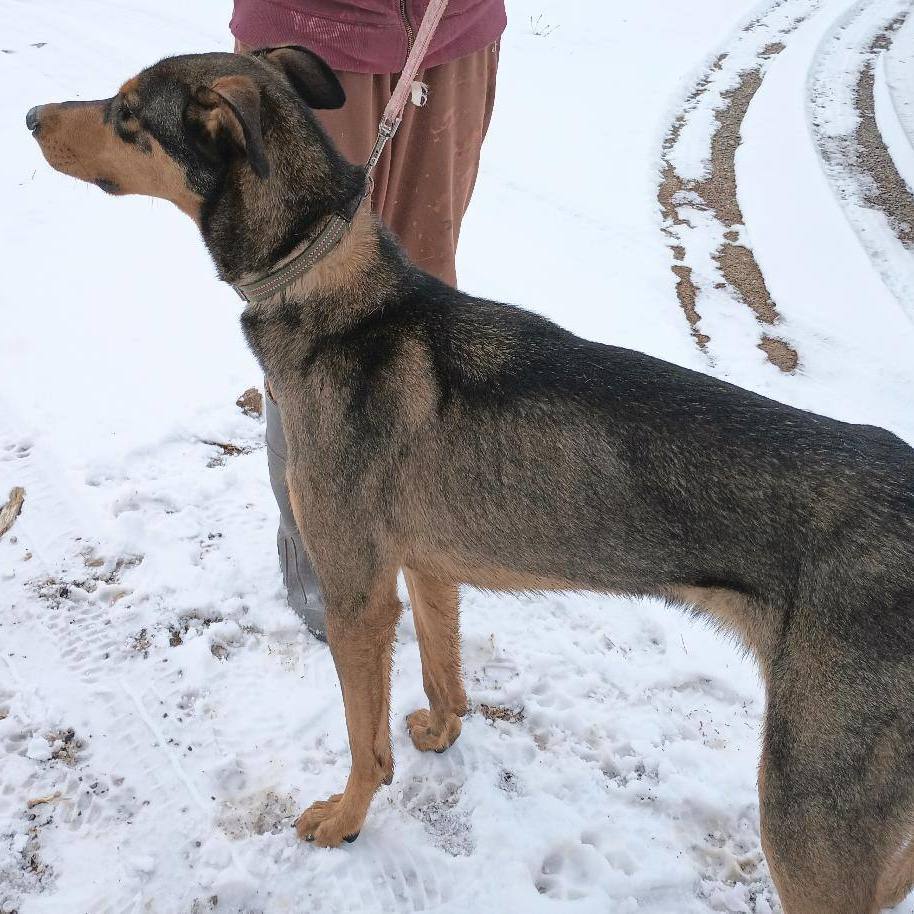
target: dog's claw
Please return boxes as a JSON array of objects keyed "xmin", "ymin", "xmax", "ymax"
[{"xmin": 295, "ymin": 793, "xmax": 368, "ymax": 847}]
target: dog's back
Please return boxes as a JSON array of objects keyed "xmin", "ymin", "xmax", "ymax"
[{"xmin": 302, "ymin": 268, "xmax": 914, "ymax": 634}]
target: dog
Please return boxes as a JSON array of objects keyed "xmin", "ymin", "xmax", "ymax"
[{"xmin": 27, "ymin": 47, "xmax": 914, "ymax": 914}]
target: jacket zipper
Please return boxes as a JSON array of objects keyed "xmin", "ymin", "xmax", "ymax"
[{"xmin": 398, "ymin": 0, "xmax": 415, "ymax": 64}]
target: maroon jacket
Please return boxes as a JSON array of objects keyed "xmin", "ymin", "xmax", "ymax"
[{"xmin": 230, "ymin": 0, "xmax": 506, "ymax": 73}]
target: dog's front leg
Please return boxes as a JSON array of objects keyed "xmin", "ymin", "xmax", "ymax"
[
  {"xmin": 404, "ymin": 569, "xmax": 467, "ymax": 753},
  {"xmin": 295, "ymin": 573, "xmax": 401, "ymax": 847}
]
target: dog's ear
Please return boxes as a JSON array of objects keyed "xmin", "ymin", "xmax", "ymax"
[
  {"xmin": 192, "ymin": 75, "xmax": 270, "ymax": 178},
  {"xmin": 253, "ymin": 45, "xmax": 345, "ymax": 110}
]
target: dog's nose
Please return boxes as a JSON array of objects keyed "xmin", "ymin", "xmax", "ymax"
[{"xmin": 26, "ymin": 105, "xmax": 42, "ymax": 132}]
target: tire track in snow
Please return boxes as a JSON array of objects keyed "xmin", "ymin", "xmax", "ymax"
[
  {"xmin": 810, "ymin": 0, "xmax": 914, "ymax": 316},
  {"xmin": 0, "ymin": 403, "xmax": 217, "ymax": 913},
  {"xmin": 659, "ymin": 0, "xmax": 818, "ymax": 372}
]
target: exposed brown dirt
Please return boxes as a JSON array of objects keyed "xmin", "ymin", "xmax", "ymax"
[
  {"xmin": 202, "ymin": 439, "xmax": 254, "ymax": 468},
  {"xmin": 0, "ymin": 486, "xmax": 25, "ymax": 539},
  {"xmin": 236, "ymin": 387, "xmax": 263, "ymax": 419},
  {"xmin": 659, "ymin": 37, "xmax": 799, "ymax": 372},
  {"xmin": 477, "ymin": 703, "xmax": 525, "ymax": 724},
  {"xmin": 759, "ymin": 335, "xmax": 799, "ymax": 372},
  {"xmin": 671, "ymin": 264, "xmax": 710, "ymax": 349},
  {"xmin": 716, "ymin": 243, "xmax": 777, "ymax": 324},
  {"xmin": 855, "ymin": 15, "xmax": 914, "ymax": 248}
]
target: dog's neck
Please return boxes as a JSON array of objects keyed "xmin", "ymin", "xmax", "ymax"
[
  {"xmin": 200, "ymin": 113, "xmax": 409, "ymax": 368},
  {"xmin": 237, "ymin": 201, "xmax": 407, "ymax": 373},
  {"xmin": 230, "ymin": 181, "xmax": 369, "ymax": 304},
  {"xmin": 244, "ymin": 201, "xmax": 397, "ymax": 311}
]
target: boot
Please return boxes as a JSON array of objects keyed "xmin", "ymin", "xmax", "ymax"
[{"xmin": 265, "ymin": 384, "xmax": 327, "ymax": 640}]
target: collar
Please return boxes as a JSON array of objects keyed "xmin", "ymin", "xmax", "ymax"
[{"xmin": 232, "ymin": 181, "xmax": 368, "ymax": 304}]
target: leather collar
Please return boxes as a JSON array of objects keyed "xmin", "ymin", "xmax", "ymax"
[{"xmin": 233, "ymin": 182, "xmax": 367, "ymax": 304}]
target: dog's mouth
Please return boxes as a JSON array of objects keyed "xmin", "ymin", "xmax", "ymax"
[{"xmin": 94, "ymin": 178, "xmax": 122, "ymax": 195}]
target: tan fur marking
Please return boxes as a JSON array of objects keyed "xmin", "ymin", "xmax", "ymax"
[
  {"xmin": 411, "ymin": 555, "xmax": 581, "ymax": 595},
  {"xmin": 285, "ymin": 478, "xmax": 398, "ymax": 845},
  {"xmin": 118, "ymin": 76, "xmax": 141, "ymax": 98},
  {"xmin": 293, "ymin": 574, "xmax": 401, "ymax": 846},
  {"xmin": 33, "ymin": 101, "xmax": 202, "ymax": 222},
  {"xmin": 666, "ymin": 584, "xmax": 771, "ymax": 659},
  {"xmin": 200, "ymin": 75, "xmax": 262, "ymax": 152}
]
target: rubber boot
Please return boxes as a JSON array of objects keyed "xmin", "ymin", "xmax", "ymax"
[{"xmin": 265, "ymin": 384, "xmax": 328, "ymax": 641}]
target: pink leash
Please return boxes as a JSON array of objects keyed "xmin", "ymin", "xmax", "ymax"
[{"xmin": 365, "ymin": 0, "xmax": 449, "ymax": 177}]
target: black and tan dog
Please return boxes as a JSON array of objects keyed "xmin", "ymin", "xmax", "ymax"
[{"xmin": 27, "ymin": 47, "xmax": 914, "ymax": 914}]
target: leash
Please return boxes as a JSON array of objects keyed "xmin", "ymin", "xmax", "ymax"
[
  {"xmin": 365, "ymin": 0, "xmax": 449, "ymax": 176},
  {"xmin": 234, "ymin": 0, "xmax": 449, "ymax": 303}
]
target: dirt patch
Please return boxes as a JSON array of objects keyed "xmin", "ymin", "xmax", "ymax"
[
  {"xmin": 132, "ymin": 628, "xmax": 152, "ymax": 658},
  {"xmin": 1, "ymin": 809, "xmax": 55, "ymax": 911},
  {"xmin": 132, "ymin": 612, "xmax": 230, "ymax": 661},
  {"xmin": 809, "ymin": 5, "xmax": 914, "ymax": 311},
  {"xmin": 659, "ymin": 30, "xmax": 800, "ymax": 371},
  {"xmin": 48, "ymin": 728, "xmax": 83, "ymax": 766},
  {"xmin": 0, "ymin": 486, "xmax": 25, "ymax": 539},
  {"xmin": 715, "ymin": 243, "xmax": 777, "ymax": 325},
  {"xmin": 671, "ymin": 264, "xmax": 710, "ymax": 348},
  {"xmin": 201, "ymin": 439, "xmax": 255, "ymax": 468},
  {"xmin": 217, "ymin": 790, "xmax": 297, "ymax": 838},
  {"xmin": 477, "ymin": 703, "xmax": 525, "ymax": 724},
  {"xmin": 235, "ymin": 386, "xmax": 263, "ymax": 419},
  {"xmin": 34, "ymin": 554, "xmax": 142, "ymax": 610},
  {"xmin": 759, "ymin": 335, "xmax": 799, "ymax": 372},
  {"xmin": 855, "ymin": 15, "xmax": 914, "ymax": 246}
]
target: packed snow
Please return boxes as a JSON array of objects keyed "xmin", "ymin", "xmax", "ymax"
[{"xmin": 2, "ymin": 1, "xmax": 914, "ymax": 912}]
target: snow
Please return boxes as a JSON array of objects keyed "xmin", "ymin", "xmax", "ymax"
[
  {"xmin": 876, "ymin": 52, "xmax": 914, "ymax": 205},
  {"xmin": 740, "ymin": 0, "xmax": 914, "ymax": 428},
  {"xmin": 886, "ymin": 8, "xmax": 914, "ymax": 148},
  {"xmin": 2, "ymin": 1, "xmax": 914, "ymax": 913}
]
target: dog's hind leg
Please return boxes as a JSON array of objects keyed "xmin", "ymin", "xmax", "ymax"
[
  {"xmin": 760, "ymin": 742, "xmax": 884, "ymax": 913},
  {"xmin": 759, "ymin": 660, "xmax": 914, "ymax": 914},
  {"xmin": 294, "ymin": 571, "xmax": 402, "ymax": 847},
  {"xmin": 403, "ymin": 569, "xmax": 467, "ymax": 753}
]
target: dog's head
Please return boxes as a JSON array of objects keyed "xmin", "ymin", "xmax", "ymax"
[{"xmin": 27, "ymin": 48, "xmax": 361, "ymax": 278}]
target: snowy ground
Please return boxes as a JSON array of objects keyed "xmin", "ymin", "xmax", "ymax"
[{"xmin": 2, "ymin": 1, "xmax": 914, "ymax": 912}]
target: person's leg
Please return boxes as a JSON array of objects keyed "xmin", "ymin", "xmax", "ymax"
[
  {"xmin": 265, "ymin": 388, "xmax": 326, "ymax": 634},
  {"xmin": 250, "ymin": 43, "xmax": 499, "ymax": 637},
  {"xmin": 318, "ymin": 43, "xmax": 499, "ymax": 284},
  {"xmin": 377, "ymin": 42, "xmax": 499, "ymax": 284}
]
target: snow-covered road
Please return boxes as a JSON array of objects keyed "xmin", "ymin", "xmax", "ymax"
[{"xmin": 2, "ymin": 1, "xmax": 913, "ymax": 912}]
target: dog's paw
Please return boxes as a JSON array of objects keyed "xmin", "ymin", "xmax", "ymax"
[
  {"xmin": 294, "ymin": 793, "xmax": 362, "ymax": 847},
  {"xmin": 406, "ymin": 709, "xmax": 462, "ymax": 753}
]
